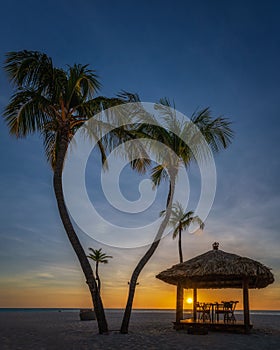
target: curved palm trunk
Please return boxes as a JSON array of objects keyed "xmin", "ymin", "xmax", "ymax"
[
  {"xmin": 95, "ymin": 261, "xmax": 101, "ymax": 292},
  {"xmin": 178, "ymin": 226, "xmax": 183, "ymax": 263},
  {"xmin": 120, "ymin": 174, "xmax": 176, "ymax": 334},
  {"xmin": 53, "ymin": 136, "xmax": 108, "ymax": 334}
]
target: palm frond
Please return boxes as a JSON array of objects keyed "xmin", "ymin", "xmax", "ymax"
[
  {"xmin": 4, "ymin": 50, "xmax": 54, "ymax": 89},
  {"xmin": 4, "ymin": 89, "xmax": 52, "ymax": 137},
  {"xmin": 130, "ymin": 157, "xmax": 151, "ymax": 174},
  {"xmin": 150, "ymin": 164, "xmax": 168, "ymax": 187},
  {"xmin": 154, "ymin": 97, "xmax": 176, "ymax": 119},
  {"xmin": 172, "ymin": 226, "xmax": 180, "ymax": 239},
  {"xmin": 42, "ymin": 120, "xmax": 59, "ymax": 169},
  {"xmin": 191, "ymin": 108, "xmax": 234, "ymax": 153},
  {"xmin": 87, "ymin": 247, "xmax": 113, "ymax": 263},
  {"xmin": 116, "ymin": 90, "xmax": 140, "ymax": 103},
  {"xmin": 96, "ymin": 139, "xmax": 108, "ymax": 171},
  {"xmin": 66, "ymin": 64, "xmax": 101, "ymax": 108}
]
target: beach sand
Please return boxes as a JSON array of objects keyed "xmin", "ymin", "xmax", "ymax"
[{"xmin": 1, "ymin": 311, "xmax": 279, "ymax": 350}]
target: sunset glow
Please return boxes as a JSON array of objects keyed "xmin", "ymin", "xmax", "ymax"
[{"xmin": 0, "ymin": 0, "xmax": 279, "ymax": 315}]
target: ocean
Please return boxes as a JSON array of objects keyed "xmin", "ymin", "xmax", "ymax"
[{"xmin": 0, "ymin": 308, "xmax": 279, "ymax": 316}]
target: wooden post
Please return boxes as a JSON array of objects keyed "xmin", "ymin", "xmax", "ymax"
[
  {"xmin": 193, "ymin": 287, "xmax": 197, "ymax": 321},
  {"xmin": 176, "ymin": 283, "xmax": 184, "ymax": 323},
  {"xmin": 243, "ymin": 278, "xmax": 250, "ymax": 333}
]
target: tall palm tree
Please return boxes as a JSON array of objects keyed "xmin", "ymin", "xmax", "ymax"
[
  {"xmin": 87, "ymin": 248, "xmax": 112, "ymax": 292},
  {"xmin": 160, "ymin": 202, "xmax": 204, "ymax": 263},
  {"xmin": 120, "ymin": 99, "xmax": 234, "ymax": 333},
  {"xmin": 3, "ymin": 50, "xmax": 133, "ymax": 334}
]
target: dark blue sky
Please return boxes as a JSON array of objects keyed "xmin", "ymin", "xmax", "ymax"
[{"xmin": 0, "ymin": 0, "xmax": 279, "ymax": 308}]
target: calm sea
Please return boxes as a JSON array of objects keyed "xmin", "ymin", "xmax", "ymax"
[{"xmin": 0, "ymin": 308, "xmax": 279, "ymax": 316}]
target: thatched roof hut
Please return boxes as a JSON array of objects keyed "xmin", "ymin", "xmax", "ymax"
[
  {"xmin": 156, "ymin": 242, "xmax": 274, "ymax": 289},
  {"xmin": 156, "ymin": 242, "xmax": 274, "ymax": 333}
]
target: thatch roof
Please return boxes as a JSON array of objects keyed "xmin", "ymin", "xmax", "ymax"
[{"xmin": 156, "ymin": 243, "xmax": 274, "ymax": 289}]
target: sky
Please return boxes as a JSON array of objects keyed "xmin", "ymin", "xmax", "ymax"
[{"xmin": 0, "ymin": 0, "xmax": 279, "ymax": 310}]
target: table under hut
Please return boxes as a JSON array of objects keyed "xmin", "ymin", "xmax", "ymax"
[{"xmin": 156, "ymin": 242, "xmax": 274, "ymax": 333}]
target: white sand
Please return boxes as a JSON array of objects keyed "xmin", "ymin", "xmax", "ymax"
[{"xmin": 0, "ymin": 310, "xmax": 279, "ymax": 350}]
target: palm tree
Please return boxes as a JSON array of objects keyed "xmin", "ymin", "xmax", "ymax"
[
  {"xmin": 160, "ymin": 202, "xmax": 204, "ymax": 263},
  {"xmin": 120, "ymin": 99, "xmax": 234, "ymax": 333},
  {"xmin": 87, "ymin": 248, "xmax": 112, "ymax": 292},
  {"xmin": 3, "ymin": 50, "xmax": 134, "ymax": 334}
]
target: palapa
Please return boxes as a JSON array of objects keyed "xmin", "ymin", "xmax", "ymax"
[
  {"xmin": 156, "ymin": 242, "xmax": 274, "ymax": 333},
  {"xmin": 156, "ymin": 242, "xmax": 274, "ymax": 289}
]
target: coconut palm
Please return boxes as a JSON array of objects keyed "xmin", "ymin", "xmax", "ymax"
[
  {"xmin": 87, "ymin": 248, "xmax": 113, "ymax": 292},
  {"xmin": 3, "ymin": 50, "xmax": 135, "ymax": 334},
  {"xmin": 160, "ymin": 202, "xmax": 204, "ymax": 263},
  {"xmin": 120, "ymin": 98, "xmax": 233, "ymax": 333}
]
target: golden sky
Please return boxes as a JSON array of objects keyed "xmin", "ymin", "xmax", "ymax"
[{"xmin": 1, "ymin": 234, "xmax": 279, "ymax": 310}]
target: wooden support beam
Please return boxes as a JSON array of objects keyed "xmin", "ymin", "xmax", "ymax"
[
  {"xmin": 243, "ymin": 278, "xmax": 250, "ymax": 333},
  {"xmin": 176, "ymin": 283, "xmax": 184, "ymax": 323},
  {"xmin": 193, "ymin": 288, "xmax": 197, "ymax": 321}
]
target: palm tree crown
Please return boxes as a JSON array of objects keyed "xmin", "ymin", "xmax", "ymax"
[
  {"xmin": 161, "ymin": 201, "xmax": 204, "ymax": 263},
  {"xmin": 88, "ymin": 248, "xmax": 113, "ymax": 264},
  {"xmin": 137, "ymin": 98, "xmax": 233, "ymax": 192},
  {"xmin": 88, "ymin": 248, "xmax": 113, "ymax": 292},
  {"xmin": 4, "ymin": 50, "xmax": 128, "ymax": 169}
]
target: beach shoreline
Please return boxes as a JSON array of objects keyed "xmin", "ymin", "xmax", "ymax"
[{"xmin": 1, "ymin": 310, "xmax": 280, "ymax": 349}]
